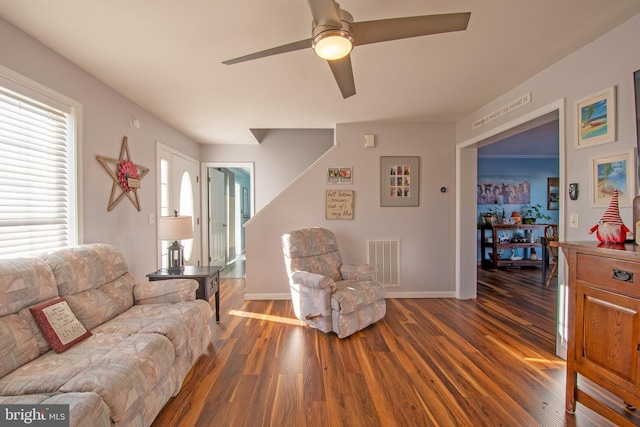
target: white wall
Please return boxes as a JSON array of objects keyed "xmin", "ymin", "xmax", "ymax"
[
  {"xmin": 454, "ymin": 13, "xmax": 640, "ymax": 301},
  {"xmin": 458, "ymin": 14, "xmax": 640, "ymax": 240},
  {"xmin": 0, "ymin": 17, "xmax": 200, "ymax": 280},
  {"xmin": 245, "ymin": 13, "xmax": 640, "ymax": 300},
  {"xmin": 245, "ymin": 122, "xmax": 456, "ymax": 299},
  {"xmin": 200, "ymin": 129, "xmax": 334, "ymax": 211},
  {"xmin": 4, "ymin": 11, "xmax": 639, "ymax": 298}
]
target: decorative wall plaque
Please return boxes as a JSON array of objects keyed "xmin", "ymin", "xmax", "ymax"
[{"xmin": 97, "ymin": 136, "xmax": 149, "ymax": 211}]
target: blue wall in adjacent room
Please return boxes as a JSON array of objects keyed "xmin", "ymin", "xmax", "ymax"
[{"xmin": 477, "ymin": 157, "xmax": 560, "ymax": 261}]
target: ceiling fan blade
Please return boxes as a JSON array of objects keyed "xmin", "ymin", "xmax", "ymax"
[
  {"xmin": 222, "ymin": 38, "xmax": 312, "ymax": 65},
  {"xmin": 306, "ymin": 0, "xmax": 342, "ymax": 27},
  {"xmin": 327, "ymin": 55, "xmax": 356, "ymax": 99},
  {"xmin": 352, "ymin": 12, "xmax": 471, "ymax": 46}
]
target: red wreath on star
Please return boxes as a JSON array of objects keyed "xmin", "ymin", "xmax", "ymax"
[{"xmin": 117, "ymin": 160, "xmax": 139, "ymax": 192}]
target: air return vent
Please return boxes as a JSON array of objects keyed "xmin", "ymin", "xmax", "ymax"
[{"xmin": 367, "ymin": 240, "xmax": 400, "ymax": 286}]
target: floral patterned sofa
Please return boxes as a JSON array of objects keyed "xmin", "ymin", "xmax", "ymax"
[{"xmin": 0, "ymin": 244, "xmax": 212, "ymax": 427}]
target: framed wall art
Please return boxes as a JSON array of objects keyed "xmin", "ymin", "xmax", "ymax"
[
  {"xmin": 590, "ymin": 148, "xmax": 635, "ymax": 207},
  {"xmin": 547, "ymin": 177, "xmax": 559, "ymax": 210},
  {"xmin": 575, "ymin": 86, "xmax": 616, "ymax": 149},
  {"xmin": 327, "ymin": 167, "xmax": 352, "ymax": 184},
  {"xmin": 380, "ymin": 156, "xmax": 419, "ymax": 207},
  {"xmin": 478, "ymin": 176, "xmax": 531, "ymax": 205}
]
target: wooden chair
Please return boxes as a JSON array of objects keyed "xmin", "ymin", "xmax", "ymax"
[{"xmin": 544, "ymin": 225, "xmax": 558, "ymax": 287}]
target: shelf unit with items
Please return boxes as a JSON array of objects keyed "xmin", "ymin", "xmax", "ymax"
[{"xmin": 480, "ymin": 223, "xmax": 552, "ymax": 269}]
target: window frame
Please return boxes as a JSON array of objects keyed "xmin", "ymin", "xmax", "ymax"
[{"xmin": 0, "ymin": 64, "xmax": 82, "ymax": 254}]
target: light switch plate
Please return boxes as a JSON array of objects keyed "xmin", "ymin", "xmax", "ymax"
[{"xmin": 569, "ymin": 213, "xmax": 579, "ymax": 228}]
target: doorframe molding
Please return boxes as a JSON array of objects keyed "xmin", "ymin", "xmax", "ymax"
[
  {"xmin": 155, "ymin": 142, "xmax": 201, "ymax": 268},
  {"xmin": 201, "ymin": 162, "xmax": 255, "ymax": 266},
  {"xmin": 455, "ymin": 98, "xmax": 567, "ymax": 357}
]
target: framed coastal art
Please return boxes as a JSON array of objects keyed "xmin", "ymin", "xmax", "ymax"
[
  {"xmin": 590, "ymin": 148, "xmax": 635, "ymax": 207},
  {"xmin": 575, "ymin": 86, "xmax": 616, "ymax": 149},
  {"xmin": 380, "ymin": 156, "xmax": 419, "ymax": 207}
]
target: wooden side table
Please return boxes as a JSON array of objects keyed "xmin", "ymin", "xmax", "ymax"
[{"xmin": 147, "ymin": 265, "xmax": 221, "ymax": 322}]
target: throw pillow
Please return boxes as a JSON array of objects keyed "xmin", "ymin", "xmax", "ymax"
[{"xmin": 29, "ymin": 298, "xmax": 92, "ymax": 353}]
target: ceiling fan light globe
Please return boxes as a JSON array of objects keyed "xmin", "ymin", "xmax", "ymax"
[{"xmin": 313, "ymin": 31, "xmax": 353, "ymax": 60}]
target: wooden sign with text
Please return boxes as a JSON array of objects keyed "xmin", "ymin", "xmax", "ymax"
[{"xmin": 326, "ymin": 190, "xmax": 354, "ymax": 220}]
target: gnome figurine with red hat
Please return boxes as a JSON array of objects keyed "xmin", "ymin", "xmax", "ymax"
[{"xmin": 589, "ymin": 189, "xmax": 632, "ymax": 243}]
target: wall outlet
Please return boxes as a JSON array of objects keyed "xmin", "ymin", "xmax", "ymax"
[
  {"xmin": 148, "ymin": 214, "xmax": 156, "ymax": 225},
  {"xmin": 569, "ymin": 213, "xmax": 579, "ymax": 228}
]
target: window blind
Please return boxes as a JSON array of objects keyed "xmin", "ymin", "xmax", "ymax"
[{"xmin": 0, "ymin": 86, "xmax": 73, "ymax": 257}]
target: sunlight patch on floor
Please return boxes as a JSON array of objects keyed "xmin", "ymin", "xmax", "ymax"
[
  {"xmin": 229, "ymin": 309, "xmax": 307, "ymax": 326},
  {"xmin": 485, "ymin": 334, "xmax": 565, "ymax": 370},
  {"xmin": 523, "ymin": 357, "xmax": 566, "ymax": 368}
]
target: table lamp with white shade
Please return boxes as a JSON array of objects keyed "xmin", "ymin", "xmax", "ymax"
[{"xmin": 158, "ymin": 211, "xmax": 193, "ymax": 273}]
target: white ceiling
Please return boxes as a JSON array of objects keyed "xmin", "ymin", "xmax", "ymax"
[{"xmin": 1, "ymin": 1, "xmax": 639, "ymax": 145}]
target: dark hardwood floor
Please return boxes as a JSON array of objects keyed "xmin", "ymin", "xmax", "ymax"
[
  {"xmin": 220, "ymin": 255, "xmax": 245, "ymax": 279},
  {"xmin": 152, "ymin": 267, "xmax": 637, "ymax": 426}
]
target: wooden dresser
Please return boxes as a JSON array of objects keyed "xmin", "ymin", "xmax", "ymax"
[{"xmin": 557, "ymin": 241, "xmax": 640, "ymax": 425}]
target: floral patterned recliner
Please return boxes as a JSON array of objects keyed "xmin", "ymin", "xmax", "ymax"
[{"xmin": 281, "ymin": 227, "xmax": 386, "ymax": 338}]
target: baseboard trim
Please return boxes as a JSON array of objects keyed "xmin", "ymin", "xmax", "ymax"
[
  {"xmin": 245, "ymin": 293, "xmax": 292, "ymax": 300},
  {"xmin": 244, "ymin": 291, "xmax": 456, "ymax": 300},
  {"xmin": 385, "ymin": 291, "xmax": 456, "ymax": 298}
]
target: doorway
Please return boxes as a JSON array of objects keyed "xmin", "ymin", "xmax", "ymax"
[
  {"xmin": 456, "ymin": 99, "xmax": 567, "ymax": 357},
  {"xmin": 477, "ymin": 113, "xmax": 560, "ymax": 268},
  {"xmin": 201, "ymin": 162, "xmax": 254, "ymax": 278},
  {"xmin": 156, "ymin": 143, "xmax": 202, "ymax": 268}
]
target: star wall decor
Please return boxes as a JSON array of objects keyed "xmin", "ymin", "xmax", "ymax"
[{"xmin": 97, "ymin": 136, "xmax": 149, "ymax": 211}]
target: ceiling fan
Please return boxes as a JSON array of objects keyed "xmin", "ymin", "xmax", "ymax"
[{"xmin": 222, "ymin": 0, "xmax": 471, "ymax": 98}]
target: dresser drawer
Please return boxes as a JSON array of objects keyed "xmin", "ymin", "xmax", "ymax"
[{"xmin": 576, "ymin": 253, "xmax": 640, "ymax": 297}]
